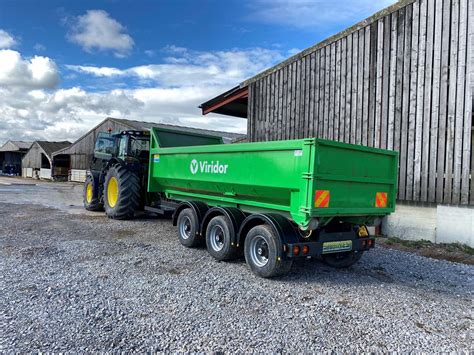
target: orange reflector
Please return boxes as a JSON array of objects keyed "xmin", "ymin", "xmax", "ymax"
[
  {"xmin": 302, "ymin": 245, "xmax": 310, "ymax": 255},
  {"xmin": 293, "ymin": 245, "xmax": 300, "ymax": 256},
  {"xmin": 375, "ymin": 192, "xmax": 388, "ymax": 208},
  {"xmin": 315, "ymin": 190, "xmax": 330, "ymax": 208}
]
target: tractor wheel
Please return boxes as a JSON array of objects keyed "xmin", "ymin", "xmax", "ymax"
[
  {"xmin": 83, "ymin": 174, "xmax": 103, "ymax": 211},
  {"xmin": 322, "ymin": 251, "xmax": 364, "ymax": 268},
  {"xmin": 104, "ymin": 164, "xmax": 141, "ymax": 220}
]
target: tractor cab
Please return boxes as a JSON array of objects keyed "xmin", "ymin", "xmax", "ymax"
[{"xmin": 93, "ymin": 130, "xmax": 150, "ymax": 165}]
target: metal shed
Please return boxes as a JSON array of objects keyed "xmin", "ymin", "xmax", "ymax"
[
  {"xmin": 0, "ymin": 141, "xmax": 32, "ymax": 175},
  {"xmin": 202, "ymin": 0, "xmax": 473, "ymax": 207},
  {"xmin": 22, "ymin": 141, "xmax": 71, "ymax": 180},
  {"xmin": 52, "ymin": 117, "xmax": 245, "ymax": 182}
]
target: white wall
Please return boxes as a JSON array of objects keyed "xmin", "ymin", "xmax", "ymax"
[
  {"xmin": 383, "ymin": 204, "xmax": 474, "ymax": 247},
  {"xmin": 436, "ymin": 205, "xmax": 474, "ymax": 246}
]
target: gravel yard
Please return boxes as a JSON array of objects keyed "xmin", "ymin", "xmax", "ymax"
[{"xmin": 0, "ymin": 177, "xmax": 472, "ymax": 352}]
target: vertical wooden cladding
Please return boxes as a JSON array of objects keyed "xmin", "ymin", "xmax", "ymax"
[{"xmin": 248, "ymin": 0, "xmax": 472, "ymax": 205}]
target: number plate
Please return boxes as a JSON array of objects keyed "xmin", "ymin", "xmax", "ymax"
[{"xmin": 322, "ymin": 240, "xmax": 353, "ymax": 254}]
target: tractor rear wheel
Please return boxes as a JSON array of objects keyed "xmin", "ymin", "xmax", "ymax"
[
  {"xmin": 104, "ymin": 164, "xmax": 141, "ymax": 219},
  {"xmin": 83, "ymin": 174, "xmax": 103, "ymax": 211}
]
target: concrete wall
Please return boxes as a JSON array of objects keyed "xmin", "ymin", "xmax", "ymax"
[{"xmin": 383, "ymin": 203, "xmax": 474, "ymax": 247}]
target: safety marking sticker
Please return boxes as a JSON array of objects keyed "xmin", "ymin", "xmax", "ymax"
[
  {"xmin": 315, "ymin": 190, "xmax": 330, "ymax": 208},
  {"xmin": 153, "ymin": 154, "xmax": 160, "ymax": 163},
  {"xmin": 375, "ymin": 192, "xmax": 388, "ymax": 208}
]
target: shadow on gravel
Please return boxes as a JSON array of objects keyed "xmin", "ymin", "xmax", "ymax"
[{"xmin": 266, "ymin": 253, "xmax": 472, "ymax": 298}]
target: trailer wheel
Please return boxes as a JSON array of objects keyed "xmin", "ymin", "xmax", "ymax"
[
  {"xmin": 205, "ymin": 215, "xmax": 239, "ymax": 261},
  {"xmin": 244, "ymin": 224, "xmax": 293, "ymax": 278},
  {"xmin": 177, "ymin": 208, "xmax": 202, "ymax": 248},
  {"xmin": 104, "ymin": 164, "xmax": 141, "ymax": 220},
  {"xmin": 322, "ymin": 251, "xmax": 364, "ymax": 268},
  {"xmin": 83, "ymin": 175, "xmax": 103, "ymax": 211}
]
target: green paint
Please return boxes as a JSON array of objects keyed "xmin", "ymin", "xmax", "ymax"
[{"xmin": 148, "ymin": 127, "xmax": 398, "ymax": 228}]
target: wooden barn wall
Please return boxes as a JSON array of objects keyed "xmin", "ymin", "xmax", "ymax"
[
  {"xmin": 60, "ymin": 119, "xmax": 132, "ymax": 170},
  {"xmin": 248, "ymin": 0, "xmax": 473, "ymax": 205},
  {"xmin": 22, "ymin": 143, "xmax": 48, "ymax": 169}
]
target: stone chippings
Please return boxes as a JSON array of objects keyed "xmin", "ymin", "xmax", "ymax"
[{"xmin": 0, "ymin": 203, "xmax": 472, "ymax": 352}]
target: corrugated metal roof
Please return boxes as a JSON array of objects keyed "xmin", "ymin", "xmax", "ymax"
[
  {"xmin": 110, "ymin": 117, "xmax": 245, "ymax": 140},
  {"xmin": 0, "ymin": 140, "xmax": 32, "ymax": 152},
  {"xmin": 53, "ymin": 117, "xmax": 246, "ymax": 157},
  {"xmin": 35, "ymin": 141, "xmax": 71, "ymax": 157}
]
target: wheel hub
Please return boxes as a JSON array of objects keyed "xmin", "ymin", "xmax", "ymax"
[
  {"xmin": 209, "ymin": 225, "xmax": 225, "ymax": 252},
  {"xmin": 179, "ymin": 216, "xmax": 192, "ymax": 240},
  {"xmin": 249, "ymin": 235, "xmax": 269, "ymax": 267}
]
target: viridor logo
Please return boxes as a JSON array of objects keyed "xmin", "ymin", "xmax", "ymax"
[
  {"xmin": 190, "ymin": 159, "xmax": 228, "ymax": 175},
  {"xmin": 190, "ymin": 159, "xmax": 199, "ymax": 174}
]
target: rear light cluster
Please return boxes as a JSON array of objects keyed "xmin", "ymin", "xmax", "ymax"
[
  {"xmin": 293, "ymin": 245, "xmax": 310, "ymax": 256},
  {"xmin": 361, "ymin": 239, "xmax": 374, "ymax": 249}
]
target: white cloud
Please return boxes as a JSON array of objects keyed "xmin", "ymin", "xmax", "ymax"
[
  {"xmin": 65, "ymin": 65, "xmax": 124, "ymax": 77},
  {"xmin": 1, "ymin": 45, "xmax": 289, "ymax": 145},
  {"xmin": 248, "ymin": 0, "xmax": 396, "ymax": 29},
  {"xmin": 66, "ymin": 46, "xmax": 286, "ymax": 87},
  {"xmin": 68, "ymin": 10, "xmax": 134, "ymax": 57},
  {"xmin": 34, "ymin": 43, "xmax": 46, "ymax": 52},
  {"xmin": 0, "ymin": 29, "xmax": 17, "ymax": 49},
  {"xmin": 0, "ymin": 50, "xmax": 59, "ymax": 88}
]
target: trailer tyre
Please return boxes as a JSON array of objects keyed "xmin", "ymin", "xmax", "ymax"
[
  {"xmin": 177, "ymin": 208, "xmax": 202, "ymax": 248},
  {"xmin": 205, "ymin": 215, "xmax": 239, "ymax": 261},
  {"xmin": 244, "ymin": 224, "xmax": 293, "ymax": 278},
  {"xmin": 322, "ymin": 251, "xmax": 364, "ymax": 268},
  {"xmin": 104, "ymin": 164, "xmax": 141, "ymax": 220},
  {"xmin": 83, "ymin": 174, "xmax": 103, "ymax": 211}
]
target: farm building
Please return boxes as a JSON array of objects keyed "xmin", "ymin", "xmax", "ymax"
[
  {"xmin": 201, "ymin": 0, "xmax": 473, "ymax": 245},
  {"xmin": 22, "ymin": 141, "xmax": 71, "ymax": 180},
  {"xmin": 52, "ymin": 117, "xmax": 245, "ymax": 182},
  {"xmin": 0, "ymin": 141, "xmax": 32, "ymax": 175}
]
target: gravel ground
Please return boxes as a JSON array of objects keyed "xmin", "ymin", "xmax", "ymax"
[{"xmin": 0, "ymin": 178, "xmax": 473, "ymax": 352}]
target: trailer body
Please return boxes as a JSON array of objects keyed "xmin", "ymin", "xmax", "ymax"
[{"xmin": 148, "ymin": 128, "xmax": 398, "ymax": 229}]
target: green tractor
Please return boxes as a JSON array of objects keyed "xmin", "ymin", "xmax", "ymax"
[{"xmin": 83, "ymin": 130, "xmax": 150, "ymax": 219}]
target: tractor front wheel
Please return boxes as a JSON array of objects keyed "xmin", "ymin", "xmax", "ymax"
[
  {"xmin": 83, "ymin": 174, "xmax": 103, "ymax": 211},
  {"xmin": 104, "ymin": 164, "xmax": 141, "ymax": 219}
]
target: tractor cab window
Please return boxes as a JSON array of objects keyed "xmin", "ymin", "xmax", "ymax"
[
  {"xmin": 94, "ymin": 133, "xmax": 116, "ymax": 159},
  {"xmin": 118, "ymin": 136, "xmax": 127, "ymax": 158},
  {"xmin": 128, "ymin": 137, "xmax": 150, "ymax": 161}
]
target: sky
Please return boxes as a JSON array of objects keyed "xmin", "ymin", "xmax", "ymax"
[{"xmin": 0, "ymin": 0, "xmax": 395, "ymax": 146}]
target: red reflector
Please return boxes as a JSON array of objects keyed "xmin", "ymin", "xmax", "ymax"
[
  {"xmin": 315, "ymin": 190, "xmax": 330, "ymax": 208},
  {"xmin": 361, "ymin": 240, "xmax": 367, "ymax": 248},
  {"xmin": 375, "ymin": 192, "xmax": 388, "ymax": 208},
  {"xmin": 302, "ymin": 245, "xmax": 310, "ymax": 255},
  {"xmin": 293, "ymin": 245, "xmax": 300, "ymax": 256}
]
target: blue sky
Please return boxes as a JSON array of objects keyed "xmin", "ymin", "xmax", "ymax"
[{"xmin": 0, "ymin": 0, "xmax": 395, "ymax": 145}]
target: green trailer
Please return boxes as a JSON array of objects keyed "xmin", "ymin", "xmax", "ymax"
[{"xmin": 147, "ymin": 127, "xmax": 398, "ymax": 277}]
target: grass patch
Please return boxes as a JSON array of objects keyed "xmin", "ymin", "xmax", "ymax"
[
  {"xmin": 378, "ymin": 236, "xmax": 474, "ymax": 265},
  {"xmin": 384, "ymin": 237, "xmax": 432, "ymax": 249}
]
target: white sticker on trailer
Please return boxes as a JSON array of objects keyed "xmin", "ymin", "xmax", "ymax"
[{"xmin": 294, "ymin": 150, "xmax": 303, "ymax": 157}]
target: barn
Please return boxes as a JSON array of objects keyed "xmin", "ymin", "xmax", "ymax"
[
  {"xmin": 52, "ymin": 117, "xmax": 245, "ymax": 182},
  {"xmin": 0, "ymin": 141, "xmax": 32, "ymax": 175},
  {"xmin": 201, "ymin": 0, "xmax": 473, "ymax": 245},
  {"xmin": 22, "ymin": 141, "xmax": 71, "ymax": 180}
]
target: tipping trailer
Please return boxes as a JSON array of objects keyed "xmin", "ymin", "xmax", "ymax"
[{"xmin": 146, "ymin": 127, "xmax": 398, "ymax": 277}]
